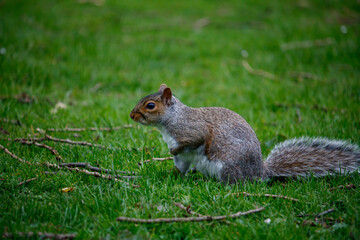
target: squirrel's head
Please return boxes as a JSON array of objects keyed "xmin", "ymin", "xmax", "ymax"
[{"xmin": 130, "ymin": 84, "xmax": 173, "ymax": 125}]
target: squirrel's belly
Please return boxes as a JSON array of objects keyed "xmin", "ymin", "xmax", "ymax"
[{"xmin": 177, "ymin": 145, "xmax": 223, "ymax": 180}]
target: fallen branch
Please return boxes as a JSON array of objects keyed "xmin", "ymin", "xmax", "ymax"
[
  {"xmin": 281, "ymin": 37, "xmax": 335, "ymax": 51},
  {"xmin": 174, "ymin": 202, "xmax": 203, "ymax": 217},
  {"xmin": 242, "ymin": 60, "xmax": 276, "ymax": 80},
  {"xmin": 0, "ymin": 143, "xmax": 33, "ymax": 165},
  {"xmin": 60, "ymin": 162, "xmax": 137, "ymax": 175},
  {"xmin": 315, "ymin": 208, "xmax": 335, "ymax": 218},
  {"xmin": 298, "ymin": 208, "xmax": 335, "ymax": 228},
  {"xmin": 21, "ymin": 140, "xmax": 63, "ymax": 161},
  {"xmin": 0, "ymin": 118, "xmax": 21, "ymax": 126},
  {"xmin": 0, "ymin": 92, "xmax": 36, "ymax": 104},
  {"xmin": 45, "ymin": 134, "xmax": 112, "ymax": 149},
  {"xmin": 4, "ymin": 136, "xmax": 138, "ymax": 151},
  {"xmin": 39, "ymin": 125, "xmax": 133, "ymax": 132},
  {"xmin": 0, "ymin": 143, "xmax": 139, "ymax": 188},
  {"xmin": 138, "ymin": 157, "xmax": 173, "ymax": 165},
  {"xmin": 117, "ymin": 206, "xmax": 265, "ymax": 223},
  {"xmin": 17, "ymin": 177, "xmax": 38, "ymax": 186},
  {"xmin": 329, "ymin": 184, "xmax": 356, "ymax": 191},
  {"xmin": 227, "ymin": 192, "xmax": 300, "ymax": 202},
  {"xmin": 2, "ymin": 232, "xmax": 76, "ymax": 239}
]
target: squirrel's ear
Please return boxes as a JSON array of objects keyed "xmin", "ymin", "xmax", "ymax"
[
  {"xmin": 158, "ymin": 84, "xmax": 168, "ymax": 93},
  {"xmin": 161, "ymin": 87, "xmax": 172, "ymax": 106}
]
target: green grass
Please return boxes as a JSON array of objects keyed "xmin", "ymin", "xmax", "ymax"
[{"xmin": 1, "ymin": 0, "xmax": 360, "ymax": 239}]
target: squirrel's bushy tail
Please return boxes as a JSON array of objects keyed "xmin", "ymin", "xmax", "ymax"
[{"xmin": 264, "ymin": 137, "xmax": 360, "ymax": 178}]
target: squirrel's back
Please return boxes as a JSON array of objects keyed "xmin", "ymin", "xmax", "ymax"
[{"xmin": 264, "ymin": 137, "xmax": 360, "ymax": 178}]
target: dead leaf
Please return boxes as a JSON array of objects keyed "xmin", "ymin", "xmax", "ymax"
[
  {"xmin": 61, "ymin": 187, "xmax": 74, "ymax": 193},
  {"xmin": 51, "ymin": 102, "xmax": 67, "ymax": 114}
]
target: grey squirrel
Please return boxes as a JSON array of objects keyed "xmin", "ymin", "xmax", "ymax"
[{"xmin": 130, "ymin": 84, "xmax": 360, "ymax": 184}]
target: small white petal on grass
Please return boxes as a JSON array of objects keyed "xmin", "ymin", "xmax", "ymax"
[
  {"xmin": 51, "ymin": 102, "xmax": 67, "ymax": 114},
  {"xmin": 264, "ymin": 218, "xmax": 271, "ymax": 224},
  {"xmin": 340, "ymin": 25, "xmax": 347, "ymax": 34},
  {"xmin": 0, "ymin": 48, "xmax": 6, "ymax": 55},
  {"xmin": 241, "ymin": 50, "xmax": 248, "ymax": 58}
]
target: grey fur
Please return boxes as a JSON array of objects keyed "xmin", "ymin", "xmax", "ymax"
[
  {"xmin": 130, "ymin": 85, "xmax": 360, "ymax": 184},
  {"xmin": 264, "ymin": 137, "xmax": 360, "ymax": 178}
]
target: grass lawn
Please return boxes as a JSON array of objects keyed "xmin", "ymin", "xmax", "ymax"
[{"xmin": 1, "ymin": 0, "xmax": 360, "ymax": 239}]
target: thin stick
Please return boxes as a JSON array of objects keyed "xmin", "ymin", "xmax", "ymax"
[
  {"xmin": 0, "ymin": 144, "xmax": 139, "ymax": 188},
  {"xmin": 4, "ymin": 137, "xmax": 138, "ymax": 151},
  {"xmin": 174, "ymin": 202, "xmax": 203, "ymax": 217},
  {"xmin": 60, "ymin": 162, "xmax": 137, "ymax": 175},
  {"xmin": 2, "ymin": 232, "xmax": 76, "ymax": 239},
  {"xmin": 0, "ymin": 118, "xmax": 21, "ymax": 126},
  {"xmin": 229, "ymin": 192, "xmax": 300, "ymax": 202},
  {"xmin": 21, "ymin": 140, "xmax": 63, "ymax": 161},
  {"xmin": 0, "ymin": 143, "xmax": 33, "ymax": 165},
  {"xmin": 242, "ymin": 60, "xmax": 276, "ymax": 80},
  {"xmin": 315, "ymin": 208, "xmax": 334, "ymax": 218},
  {"xmin": 40, "ymin": 125, "xmax": 133, "ymax": 132},
  {"xmin": 138, "ymin": 157, "xmax": 173, "ymax": 165},
  {"xmin": 44, "ymin": 134, "xmax": 123, "ymax": 150},
  {"xmin": 63, "ymin": 166, "xmax": 140, "ymax": 187},
  {"xmin": 329, "ymin": 184, "xmax": 356, "ymax": 191},
  {"xmin": 17, "ymin": 177, "xmax": 38, "ymax": 186},
  {"xmin": 117, "ymin": 206, "xmax": 265, "ymax": 223}
]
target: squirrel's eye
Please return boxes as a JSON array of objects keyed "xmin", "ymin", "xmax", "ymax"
[{"xmin": 146, "ymin": 102, "xmax": 156, "ymax": 110}]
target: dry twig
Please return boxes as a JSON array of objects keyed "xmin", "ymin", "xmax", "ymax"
[
  {"xmin": 40, "ymin": 125, "xmax": 133, "ymax": 132},
  {"xmin": 2, "ymin": 232, "xmax": 76, "ymax": 239},
  {"xmin": 21, "ymin": 140, "xmax": 63, "ymax": 161},
  {"xmin": 5, "ymin": 136, "xmax": 137, "ymax": 151},
  {"xmin": 228, "ymin": 192, "xmax": 300, "ymax": 202},
  {"xmin": 242, "ymin": 60, "xmax": 276, "ymax": 80},
  {"xmin": 0, "ymin": 143, "xmax": 33, "ymax": 165},
  {"xmin": 329, "ymin": 184, "xmax": 356, "ymax": 191},
  {"xmin": 0, "ymin": 118, "xmax": 21, "ymax": 126},
  {"xmin": 138, "ymin": 157, "xmax": 173, "ymax": 165},
  {"xmin": 315, "ymin": 208, "xmax": 335, "ymax": 218},
  {"xmin": 117, "ymin": 206, "xmax": 265, "ymax": 223},
  {"xmin": 174, "ymin": 202, "xmax": 203, "ymax": 217},
  {"xmin": 45, "ymin": 134, "xmax": 115, "ymax": 149},
  {"xmin": 17, "ymin": 177, "xmax": 38, "ymax": 186},
  {"xmin": 0, "ymin": 143, "xmax": 139, "ymax": 188},
  {"xmin": 60, "ymin": 162, "xmax": 137, "ymax": 175},
  {"xmin": 0, "ymin": 93, "xmax": 36, "ymax": 104}
]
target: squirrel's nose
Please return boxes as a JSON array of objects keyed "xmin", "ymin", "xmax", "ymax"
[{"xmin": 130, "ymin": 112, "xmax": 135, "ymax": 120}]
